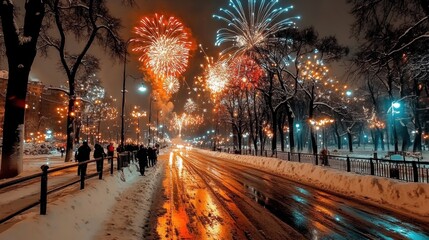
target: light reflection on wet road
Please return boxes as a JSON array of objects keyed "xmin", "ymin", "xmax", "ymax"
[{"xmin": 154, "ymin": 150, "xmax": 429, "ymax": 239}]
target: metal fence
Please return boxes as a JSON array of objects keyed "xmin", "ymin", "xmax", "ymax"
[
  {"xmin": 217, "ymin": 148, "xmax": 429, "ymax": 183},
  {"xmin": 0, "ymin": 150, "xmax": 137, "ymax": 224}
]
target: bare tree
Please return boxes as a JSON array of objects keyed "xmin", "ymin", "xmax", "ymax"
[
  {"xmin": 40, "ymin": 0, "xmax": 131, "ymax": 162},
  {"xmin": 0, "ymin": 0, "xmax": 45, "ymax": 178},
  {"xmin": 349, "ymin": 0, "xmax": 429, "ymax": 152}
]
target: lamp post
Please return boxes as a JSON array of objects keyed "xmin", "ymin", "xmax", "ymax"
[
  {"xmin": 391, "ymin": 101, "xmax": 401, "ymax": 152},
  {"xmin": 120, "ymin": 38, "xmax": 133, "ymax": 150},
  {"xmin": 136, "ymin": 84, "xmax": 154, "ymax": 146},
  {"xmin": 131, "ymin": 107, "xmax": 144, "ymax": 144}
]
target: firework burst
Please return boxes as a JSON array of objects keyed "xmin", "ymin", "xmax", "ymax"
[
  {"xmin": 229, "ymin": 55, "xmax": 264, "ymax": 88},
  {"xmin": 205, "ymin": 58, "xmax": 231, "ymax": 95},
  {"xmin": 132, "ymin": 14, "xmax": 192, "ymax": 78},
  {"xmin": 184, "ymin": 98, "xmax": 197, "ymax": 113},
  {"xmin": 163, "ymin": 76, "xmax": 180, "ymax": 95},
  {"xmin": 214, "ymin": 0, "xmax": 300, "ymax": 55}
]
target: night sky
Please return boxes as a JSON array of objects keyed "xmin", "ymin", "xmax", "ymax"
[{"xmin": 28, "ymin": 0, "xmax": 354, "ymax": 115}]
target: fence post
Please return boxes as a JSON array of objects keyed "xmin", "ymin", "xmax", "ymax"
[
  {"xmin": 298, "ymin": 153, "xmax": 301, "ymax": 162},
  {"xmin": 373, "ymin": 152, "xmax": 378, "ymax": 160},
  {"xmin": 315, "ymin": 154, "xmax": 319, "ymax": 165},
  {"xmin": 40, "ymin": 164, "xmax": 49, "ymax": 215},
  {"xmin": 346, "ymin": 155, "xmax": 351, "ymax": 172},
  {"xmin": 287, "ymin": 152, "xmax": 290, "ymax": 161},
  {"xmin": 412, "ymin": 161, "xmax": 419, "ymax": 182},
  {"xmin": 370, "ymin": 158, "xmax": 374, "ymax": 175}
]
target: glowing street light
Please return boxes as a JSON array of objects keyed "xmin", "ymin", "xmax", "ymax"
[
  {"xmin": 392, "ymin": 102, "xmax": 401, "ymax": 109},
  {"xmin": 345, "ymin": 90, "xmax": 352, "ymax": 96}
]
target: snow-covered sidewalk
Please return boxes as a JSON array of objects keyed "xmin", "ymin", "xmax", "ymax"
[
  {"xmin": 0, "ymin": 155, "xmax": 166, "ymax": 240},
  {"xmin": 200, "ymin": 149, "xmax": 429, "ymax": 220}
]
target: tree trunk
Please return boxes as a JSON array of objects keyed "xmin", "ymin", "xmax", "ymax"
[
  {"xmin": 65, "ymin": 98, "xmax": 76, "ymax": 162},
  {"xmin": 393, "ymin": 122, "xmax": 399, "ymax": 152},
  {"xmin": 271, "ymin": 110, "xmax": 277, "ymax": 153},
  {"xmin": 347, "ymin": 132, "xmax": 353, "ymax": 152},
  {"xmin": 380, "ymin": 129, "xmax": 385, "ymax": 151},
  {"xmin": 259, "ymin": 125, "xmax": 264, "ymax": 155},
  {"xmin": 0, "ymin": 0, "xmax": 45, "ymax": 178},
  {"xmin": 287, "ymin": 107, "xmax": 295, "ymax": 152},
  {"xmin": 335, "ymin": 128, "xmax": 341, "ymax": 150},
  {"xmin": 75, "ymin": 119, "xmax": 82, "ymax": 144},
  {"xmin": 310, "ymin": 127, "xmax": 317, "ymax": 154},
  {"xmin": 401, "ymin": 125, "xmax": 410, "ymax": 152},
  {"xmin": 373, "ymin": 129, "xmax": 378, "ymax": 151},
  {"xmin": 278, "ymin": 113, "xmax": 285, "ymax": 152}
]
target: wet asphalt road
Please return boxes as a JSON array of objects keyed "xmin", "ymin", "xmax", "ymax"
[{"xmin": 152, "ymin": 150, "xmax": 429, "ymax": 240}]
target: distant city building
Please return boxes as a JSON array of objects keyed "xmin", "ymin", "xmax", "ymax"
[{"xmin": 0, "ymin": 71, "xmax": 67, "ymax": 140}]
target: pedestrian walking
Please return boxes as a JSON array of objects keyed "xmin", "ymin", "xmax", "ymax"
[
  {"xmin": 76, "ymin": 141, "xmax": 91, "ymax": 176},
  {"xmin": 116, "ymin": 144, "xmax": 124, "ymax": 153},
  {"xmin": 153, "ymin": 147, "xmax": 158, "ymax": 165},
  {"xmin": 320, "ymin": 148, "xmax": 329, "ymax": 166},
  {"xmin": 107, "ymin": 143, "xmax": 115, "ymax": 163},
  {"xmin": 148, "ymin": 147, "xmax": 155, "ymax": 167},
  {"xmin": 94, "ymin": 143, "xmax": 106, "ymax": 172},
  {"xmin": 136, "ymin": 145, "xmax": 148, "ymax": 176},
  {"xmin": 60, "ymin": 146, "xmax": 65, "ymax": 157}
]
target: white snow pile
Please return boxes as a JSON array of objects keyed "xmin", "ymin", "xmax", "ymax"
[
  {"xmin": 0, "ymin": 161, "xmax": 164, "ymax": 240},
  {"xmin": 23, "ymin": 142, "xmax": 58, "ymax": 155},
  {"xmin": 201, "ymin": 150, "xmax": 429, "ymax": 218}
]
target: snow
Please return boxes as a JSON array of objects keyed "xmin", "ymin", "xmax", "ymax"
[
  {"xmin": 0, "ymin": 155, "xmax": 165, "ymax": 240},
  {"xmin": 200, "ymin": 149, "xmax": 429, "ymax": 219},
  {"xmin": 0, "ymin": 148, "xmax": 428, "ymax": 240}
]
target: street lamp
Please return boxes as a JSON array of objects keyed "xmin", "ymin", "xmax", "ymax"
[
  {"xmin": 120, "ymin": 38, "xmax": 134, "ymax": 150},
  {"xmin": 131, "ymin": 107, "xmax": 145, "ymax": 144},
  {"xmin": 390, "ymin": 101, "xmax": 401, "ymax": 152},
  {"xmin": 137, "ymin": 83, "xmax": 155, "ymax": 146}
]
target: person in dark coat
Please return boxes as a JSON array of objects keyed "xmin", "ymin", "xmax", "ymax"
[
  {"xmin": 148, "ymin": 147, "xmax": 157, "ymax": 167},
  {"xmin": 320, "ymin": 148, "xmax": 329, "ymax": 166},
  {"xmin": 153, "ymin": 147, "xmax": 158, "ymax": 165},
  {"xmin": 94, "ymin": 143, "xmax": 105, "ymax": 172},
  {"xmin": 76, "ymin": 141, "xmax": 91, "ymax": 176},
  {"xmin": 136, "ymin": 145, "xmax": 148, "ymax": 176}
]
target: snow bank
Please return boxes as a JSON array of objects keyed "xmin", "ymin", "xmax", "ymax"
[
  {"xmin": 201, "ymin": 150, "xmax": 429, "ymax": 218},
  {"xmin": 0, "ymin": 161, "xmax": 163, "ymax": 240}
]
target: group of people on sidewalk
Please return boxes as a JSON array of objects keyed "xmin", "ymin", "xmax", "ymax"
[
  {"xmin": 75, "ymin": 141, "xmax": 107, "ymax": 176},
  {"xmin": 75, "ymin": 141, "xmax": 158, "ymax": 177},
  {"xmin": 136, "ymin": 145, "xmax": 158, "ymax": 176}
]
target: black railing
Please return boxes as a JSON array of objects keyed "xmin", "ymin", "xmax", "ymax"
[
  {"xmin": 215, "ymin": 148, "xmax": 429, "ymax": 183},
  {"xmin": 0, "ymin": 151, "xmax": 136, "ymax": 224}
]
